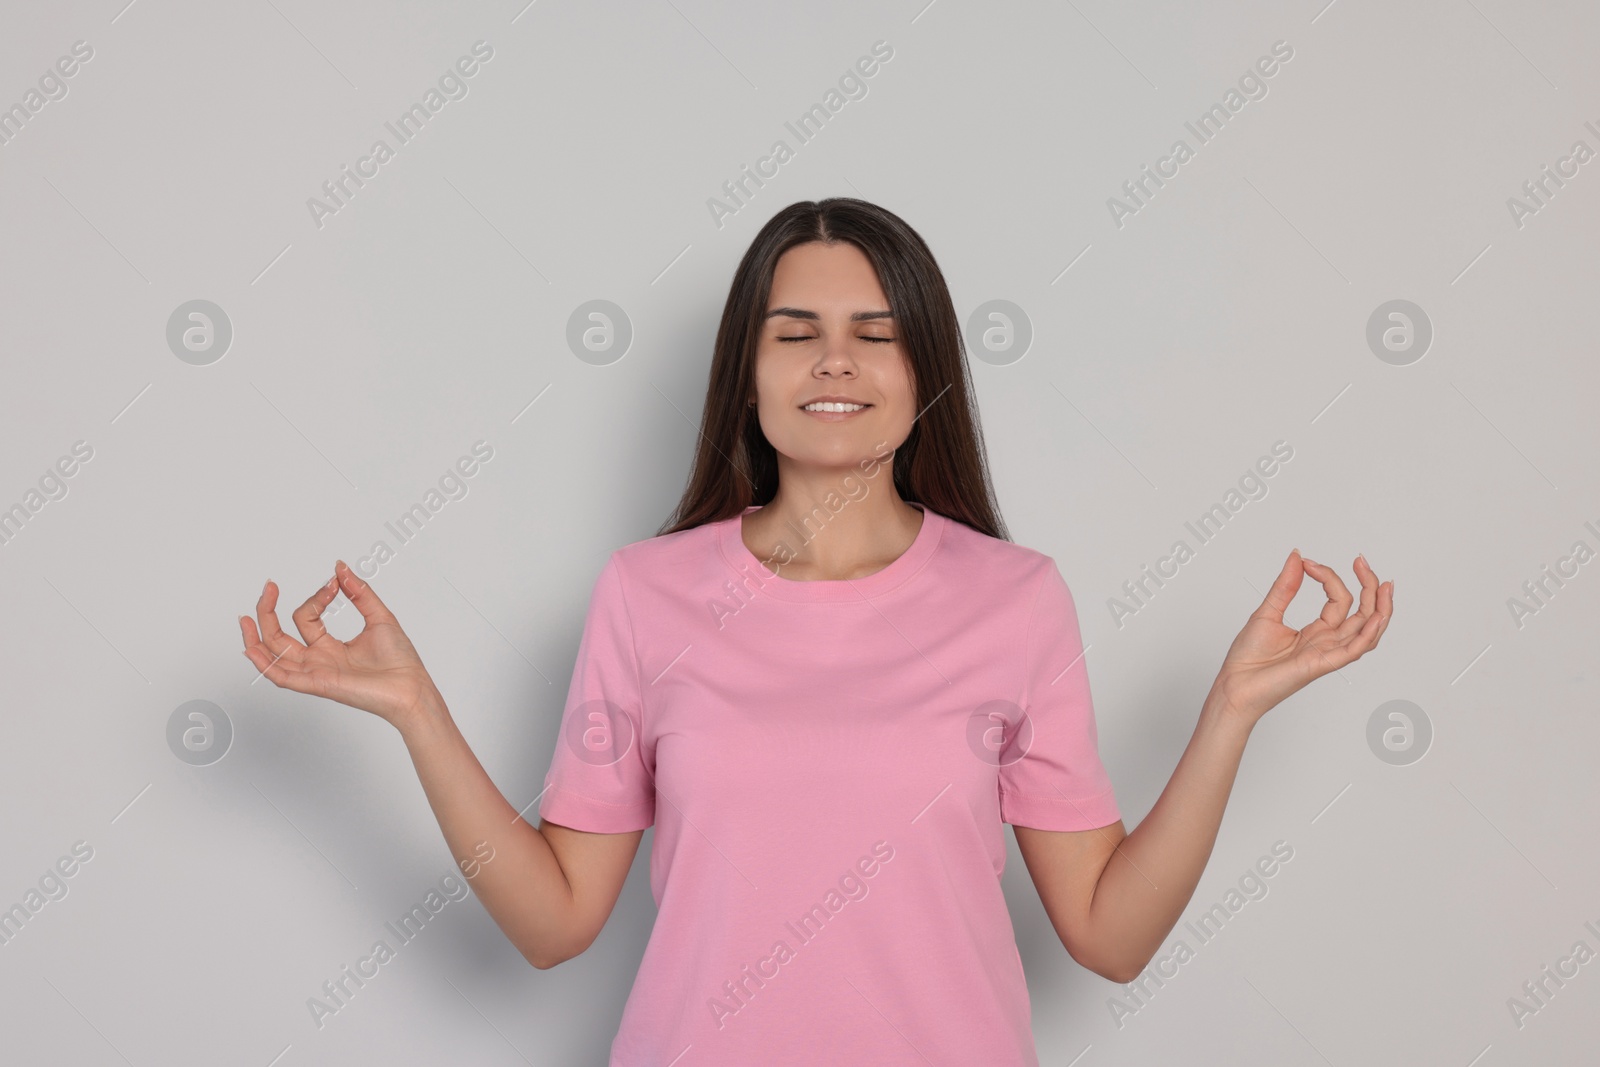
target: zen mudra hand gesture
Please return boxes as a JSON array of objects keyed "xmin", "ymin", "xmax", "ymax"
[
  {"xmin": 1209, "ymin": 549, "xmax": 1392, "ymax": 724},
  {"xmin": 239, "ymin": 560, "xmax": 441, "ymax": 729}
]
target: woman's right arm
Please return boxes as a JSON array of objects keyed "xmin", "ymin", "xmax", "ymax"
[
  {"xmin": 395, "ymin": 687, "xmax": 643, "ymax": 969},
  {"xmin": 240, "ymin": 559, "xmax": 640, "ymax": 969}
]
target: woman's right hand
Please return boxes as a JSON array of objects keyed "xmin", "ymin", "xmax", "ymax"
[{"xmin": 239, "ymin": 559, "xmax": 438, "ymax": 728}]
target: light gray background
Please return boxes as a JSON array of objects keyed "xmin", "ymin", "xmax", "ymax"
[{"xmin": 2, "ymin": 0, "xmax": 1596, "ymax": 1064}]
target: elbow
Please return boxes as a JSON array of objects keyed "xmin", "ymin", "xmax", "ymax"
[
  {"xmin": 522, "ymin": 932, "xmax": 593, "ymax": 971},
  {"xmin": 519, "ymin": 936, "xmax": 571, "ymax": 970},
  {"xmin": 1068, "ymin": 939, "xmax": 1149, "ymax": 985},
  {"xmin": 1098, "ymin": 960, "xmax": 1145, "ymax": 985}
]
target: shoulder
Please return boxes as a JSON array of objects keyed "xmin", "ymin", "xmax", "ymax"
[
  {"xmin": 934, "ymin": 509, "xmax": 1061, "ymax": 592},
  {"xmin": 601, "ymin": 515, "xmax": 729, "ymax": 593},
  {"xmin": 572, "ymin": 521, "xmax": 726, "ymax": 625}
]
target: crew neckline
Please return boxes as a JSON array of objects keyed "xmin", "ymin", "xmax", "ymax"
[{"xmin": 716, "ymin": 502, "xmax": 945, "ymax": 603}]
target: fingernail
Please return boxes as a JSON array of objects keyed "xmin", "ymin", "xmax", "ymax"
[
  {"xmin": 324, "ymin": 575, "xmax": 337, "ymax": 592},
  {"xmin": 262, "ymin": 579, "xmax": 270, "ymax": 596}
]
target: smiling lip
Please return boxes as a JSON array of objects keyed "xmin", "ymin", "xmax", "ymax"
[{"xmin": 800, "ymin": 398, "xmax": 873, "ymax": 422}]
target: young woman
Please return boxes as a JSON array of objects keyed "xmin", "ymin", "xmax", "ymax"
[{"xmin": 239, "ymin": 198, "xmax": 1393, "ymax": 1065}]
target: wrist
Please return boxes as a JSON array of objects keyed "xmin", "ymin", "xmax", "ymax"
[
  {"xmin": 1201, "ymin": 683, "xmax": 1264, "ymax": 734},
  {"xmin": 394, "ymin": 680, "xmax": 451, "ymax": 738}
]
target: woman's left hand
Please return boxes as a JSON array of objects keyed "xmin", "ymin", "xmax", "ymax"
[{"xmin": 1210, "ymin": 549, "xmax": 1394, "ymax": 726}]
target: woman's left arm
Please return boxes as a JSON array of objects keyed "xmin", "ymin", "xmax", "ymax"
[{"xmin": 1015, "ymin": 549, "xmax": 1393, "ymax": 983}]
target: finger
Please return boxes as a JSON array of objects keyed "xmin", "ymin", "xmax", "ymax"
[
  {"xmin": 240, "ymin": 638, "xmax": 321, "ymax": 695},
  {"xmin": 1334, "ymin": 556, "xmax": 1381, "ymax": 641},
  {"xmin": 239, "ymin": 612, "xmax": 305, "ymax": 666},
  {"xmin": 292, "ymin": 573, "xmax": 341, "ymax": 647},
  {"xmin": 1371, "ymin": 584, "xmax": 1394, "ymax": 648},
  {"xmin": 335, "ymin": 560, "xmax": 396, "ymax": 625},
  {"xmin": 1330, "ymin": 600, "xmax": 1390, "ymax": 667},
  {"xmin": 240, "ymin": 616, "xmax": 306, "ymax": 677},
  {"xmin": 1299, "ymin": 556, "xmax": 1354, "ymax": 630},
  {"xmin": 1347, "ymin": 603, "xmax": 1389, "ymax": 659},
  {"xmin": 1353, "ymin": 578, "xmax": 1395, "ymax": 645},
  {"xmin": 1250, "ymin": 549, "xmax": 1308, "ymax": 625},
  {"xmin": 255, "ymin": 580, "xmax": 306, "ymax": 658},
  {"xmin": 1371, "ymin": 612, "xmax": 1390, "ymax": 649},
  {"xmin": 1353, "ymin": 554, "xmax": 1378, "ymax": 618}
]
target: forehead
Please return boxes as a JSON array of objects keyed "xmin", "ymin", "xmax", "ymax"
[{"xmin": 767, "ymin": 241, "xmax": 888, "ymax": 310}]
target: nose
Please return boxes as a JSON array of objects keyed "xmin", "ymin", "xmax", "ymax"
[{"xmin": 813, "ymin": 337, "xmax": 859, "ymax": 377}]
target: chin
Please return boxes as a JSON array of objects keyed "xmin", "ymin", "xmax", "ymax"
[{"xmin": 779, "ymin": 441, "xmax": 876, "ymax": 469}]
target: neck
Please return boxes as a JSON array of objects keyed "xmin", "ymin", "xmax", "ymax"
[{"xmin": 744, "ymin": 458, "xmax": 922, "ymax": 581}]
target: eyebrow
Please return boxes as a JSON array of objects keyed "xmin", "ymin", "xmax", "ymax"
[{"xmin": 764, "ymin": 307, "xmax": 895, "ymax": 322}]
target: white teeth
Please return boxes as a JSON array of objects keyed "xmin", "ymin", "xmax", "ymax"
[{"xmin": 804, "ymin": 402, "xmax": 866, "ymax": 412}]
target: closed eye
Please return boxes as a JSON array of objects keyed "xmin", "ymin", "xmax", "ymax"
[{"xmin": 777, "ymin": 336, "xmax": 895, "ymax": 343}]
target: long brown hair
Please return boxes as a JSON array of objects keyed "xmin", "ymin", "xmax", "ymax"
[{"xmin": 657, "ymin": 197, "xmax": 1010, "ymax": 542}]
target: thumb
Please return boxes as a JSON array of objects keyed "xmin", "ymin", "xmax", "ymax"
[
  {"xmin": 335, "ymin": 560, "xmax": 396, "ymax": 625},
  {"xmin": 1250, "ymin": 548, "xmax": 1306, "ymax": 625}
]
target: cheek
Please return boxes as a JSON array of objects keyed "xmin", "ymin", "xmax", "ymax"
[
  {"xmin": 880, "ymin": 354, "xmax": 916, "ymax": 404},
  {"xmin": 754, "ymin": 344, "xmax": 805, "ymax": 394}
]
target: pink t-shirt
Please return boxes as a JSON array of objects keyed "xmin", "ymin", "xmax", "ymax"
[{"xmin": 538, "ymin": 502, "xmax": 1120, "ymax": 1066}]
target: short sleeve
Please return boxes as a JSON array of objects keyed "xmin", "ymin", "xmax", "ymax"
[
  {"xmin": 999, "ymin": 560, "xmax": 1120, "ymax": 832},
  {"xmin": 537, "ymin": 553, "xmax": 656, "ymax": 833}
]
